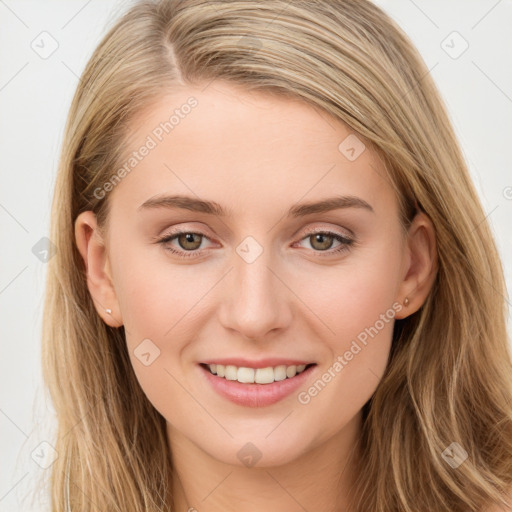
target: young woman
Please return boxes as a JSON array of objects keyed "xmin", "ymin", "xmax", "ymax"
[{"xmin": 41, "ymin": 0, "xmax": 512, "ymax": 510}]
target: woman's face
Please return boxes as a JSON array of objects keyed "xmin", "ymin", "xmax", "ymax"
[{"xmin": 81, "ymin": 81, "xmax": 417, "ymax": 467}]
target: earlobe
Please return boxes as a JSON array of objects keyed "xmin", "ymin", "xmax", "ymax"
[
  {"xmin": 74, "ymin": 211, "xmax": 123, "ymax": 328},
  {"xmin": 394, "ymin": 212, "xmax": 438, "ymax": 320}
]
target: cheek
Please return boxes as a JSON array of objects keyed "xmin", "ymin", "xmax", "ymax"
[
  {"xmin": 294, "ymin": 236, "xmax": 402, "ymax": 345},
  {"xmin": 112, "ymin": 239, "xmax": 207, "ymax": 340},
  {"xmin": 290, "ymin": 238, "xmax": 402, "ymax": 413},
  {"xmin": 111, "ymin": 244, "xmax": 205, "ymax": 417}
]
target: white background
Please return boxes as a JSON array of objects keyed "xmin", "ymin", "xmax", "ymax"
[{"xmin": 1, "ymin": 1, "xmax": 511, "ymax": 510}]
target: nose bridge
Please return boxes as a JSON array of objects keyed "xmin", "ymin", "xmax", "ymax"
[{"xmin": 219, "ymin": 241, "xmax": 291, "ymax": 339}]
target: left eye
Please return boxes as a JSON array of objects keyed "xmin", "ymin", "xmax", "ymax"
[
  {"xmin": 156, "ymin": 229, "xmax": 354, "ymax": 259},
  {"xmin": 295, "ymin": 231, "xmax": 354, "ymax": 253}
]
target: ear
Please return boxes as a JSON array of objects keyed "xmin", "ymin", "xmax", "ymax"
[
  {"xmin": 74, "ymin": 211, "xmax": 123, "ymax": 328},
  {"xmin": 394, "ymin": 211, "xmax": 438, "ymax": 320}
]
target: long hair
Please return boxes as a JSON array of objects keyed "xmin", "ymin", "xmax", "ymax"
[{"xmin": 41, "ymin": 1, "xmax": 512, "ymax": 510}]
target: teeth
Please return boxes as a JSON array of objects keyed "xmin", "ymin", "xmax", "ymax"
[
  {"xmin": 274, "ymin": 365, "xmax": 287, "ymax": 381},
  {"xmin": 255, "ymin": 367, "xmax": 274, "ymax": 384},
  {"xmin": 238, "ymin": 367, "xmax": 255, "ymax": 383},
  {"xmin": 225, "ymin": 365, "xmax": 238, "ymax": 381},
  {"xmin": 207, "ymin": 363, "xmax": 310, "ymax": 384},
  {"xmin": 286, "ymin": 365, "xmax": 297, "ymax": 378}
]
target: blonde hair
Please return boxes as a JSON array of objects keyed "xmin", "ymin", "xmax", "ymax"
[{"xmin": 41, "ymin": 0, "xmax": 512, "ymax": 510}]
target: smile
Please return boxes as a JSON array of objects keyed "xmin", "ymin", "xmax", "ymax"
[
  {"xmin": 202, "ymin": 363, "xmax": 313, "ymax": 384},
  {"xmin": 198, "ymin": 362, "xmax": 318, "ymax": 407}
]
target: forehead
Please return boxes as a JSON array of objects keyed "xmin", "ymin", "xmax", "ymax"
[{"xmin": 108, "ymin": 81, "xmax": 396, "ymax": 220}]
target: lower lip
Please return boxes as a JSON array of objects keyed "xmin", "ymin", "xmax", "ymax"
[{"xmin": 198, "ymin": 364, "xmax": 316, "ymax": 407}]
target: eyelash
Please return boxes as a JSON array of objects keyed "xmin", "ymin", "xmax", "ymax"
[{"xmin": 154, "ymin": 228, "xmax": 355, "ymax": 259}]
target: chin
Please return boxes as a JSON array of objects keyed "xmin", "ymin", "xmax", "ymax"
[{"xmin": 202, "ymin": 429, "xmax": 315, "ymax": 468}]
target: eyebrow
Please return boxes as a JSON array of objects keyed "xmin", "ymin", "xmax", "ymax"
[{"xmin": 137, "ymin": 194, "xmax": 374, "ymax": 217}]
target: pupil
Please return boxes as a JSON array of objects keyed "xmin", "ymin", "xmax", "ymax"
[
  {"xmin": 179, "ymin": 233, "xmax": 201, "ymax": 250},
  {"xmin": 313, "ymin": 233, "xmax": 332, "ymax": 250}
]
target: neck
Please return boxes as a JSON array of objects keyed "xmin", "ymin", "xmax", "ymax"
[{"xmin": 167, "ymin": 412, "xmax": 363, "ymax": 512}]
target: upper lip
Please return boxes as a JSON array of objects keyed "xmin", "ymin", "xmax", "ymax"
[{"xmin": 200, "ymin": 358, "xmax": 315, "ymax": 369}]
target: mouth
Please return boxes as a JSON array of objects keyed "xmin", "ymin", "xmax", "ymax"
[
  {"xmin": 198, "ymin": 362, "xmax": 318, "ymax": 407},
  {"xmin": 199, "ymin": 362, "xmax": 316, "ymax": 384}
]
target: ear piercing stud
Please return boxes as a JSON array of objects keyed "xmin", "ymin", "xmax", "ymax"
[
  {"xmin": 403, "ymin": 297, "xmax": 409, "ymax": 306},
  {"xmin": 106, "ymin": 308, "xmax": 112, "ymax": 314}
]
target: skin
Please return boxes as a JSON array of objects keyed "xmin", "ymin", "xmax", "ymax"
[{"xmin": 75, "ymin": 81, "xmax": 437, "ymax": 511}]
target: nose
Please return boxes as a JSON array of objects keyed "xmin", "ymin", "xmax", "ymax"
[{"xmin": 217, "ymin": 250, "xmax": 293, "ymax": 341}]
